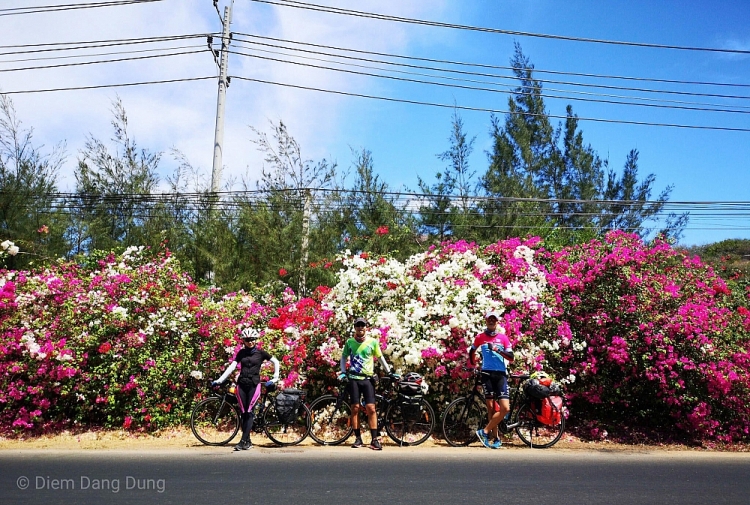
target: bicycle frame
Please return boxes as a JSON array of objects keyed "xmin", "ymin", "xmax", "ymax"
[
  {"xmin": 461, "ymin": 370, "xmax": 529, "ymax": 432},
  {"xmin": 309, "ymin": 372, "xmax": 437, "ymax": 447},
  {"xmin": 497, "ymin": 374, "xmax": 530, "ymax": 434},
  {"xmin": 339, "ymin": 376, "xmax": 394, "ymax": 433},
  {"xmin": 192, "ymin": 381, "xmax": 310, "ymax": 446}
]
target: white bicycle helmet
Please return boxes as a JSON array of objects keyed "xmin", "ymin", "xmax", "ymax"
[{"xmin": 240, "ymin": 327, "xmax": 260, "ymax": 341}]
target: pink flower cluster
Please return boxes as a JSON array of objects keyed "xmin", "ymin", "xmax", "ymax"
[
  {"xmin": 1, "ymin": 232, "xmax": 748, "ymax": 445},
  {"xmin": 538, "ymin": 231, "xmax": 750, "ymax": 442}
]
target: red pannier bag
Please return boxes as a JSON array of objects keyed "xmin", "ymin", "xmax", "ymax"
[{"xmin": 536, "ymin": 395, "xmax": 563, "ymax": 426}]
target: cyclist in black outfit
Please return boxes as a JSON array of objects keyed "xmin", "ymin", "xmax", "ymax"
[{"xmin": 212, "ymin": 327, "xmax": 280, "ymax": 450}]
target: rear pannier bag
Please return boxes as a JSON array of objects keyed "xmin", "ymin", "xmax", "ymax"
[
  {"xmin": 524, "ymin": 381, "xmax": 551, "ymax": 399},
  {"xmin": 275, "ymin": 388, "xmax": 305, "ymax": 424},
  {"xmin": 536, "ymin": 395, "xmax": 563, "ymax": 426}
]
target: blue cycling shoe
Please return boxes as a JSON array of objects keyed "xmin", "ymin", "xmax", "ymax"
[{"xmin": 476, "ymin": 429, "xmax": 491, "ymax": 448}]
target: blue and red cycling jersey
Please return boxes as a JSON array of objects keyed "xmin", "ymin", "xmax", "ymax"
[{"xmin": 470, "ymin": 331, "xmax": 513, "ymax": 373}]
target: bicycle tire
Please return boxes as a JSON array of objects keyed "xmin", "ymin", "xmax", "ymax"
[
  {"xmin": 308, "ymin": 394, "xmax": 354, "ymax": 446},
  {"xmin": 514, "ymin": 402, "xmax": 565, "ymax": 449},
  {"xmin": 263, "ymin": 399, "xmax": 311, "ymax": 446},
  {"xmin": 385, "ymin": 396, "xmax": 435, "ymax": 446},
  {"xmin": 441, "ymin": 396, "xmax": 488, "ymax": 447},
  {"xmin": 190, "ymin": 397, "xmax": 241, "ymax": 446}
]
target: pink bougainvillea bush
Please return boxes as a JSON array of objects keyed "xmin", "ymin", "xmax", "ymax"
[
  {"xmin": 0, "ymin": 246, "xmax": 252, "ymax": 433},
  {"xmin": 1, "ymin": 234, "xmax": 748, "ymax": 444},
  {"xmin": 0, "ymin": 245, "xmax": 336, "ymax": 434},
  {"xmin": 536, "ymin": 231, "xmax": 750, "ymax": 442}
]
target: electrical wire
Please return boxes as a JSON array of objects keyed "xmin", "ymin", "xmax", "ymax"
[
  {"xmin": 11, "ymin": 187, "xmax": 750, "ymax": 209},
  {"xmin": 252, "ymin": 0, "xmax": 750, "ymax": 55},
  {"xmin": 228, "ymin": 75, "xmax": 750, "ymax": 132},
  {"xmin": 228, "ymin": 47, "xmax": 750, "ymax": 115},
  {"xmin": 0, "ymin": 75, "xmax": 217, "ymax": 95},
  {"xmin": 0, "ymin": 0, "xmax": 164, "ymax": 17},
  {"xmin": 0, "ymin": 43, "xmax": 205, "ymax": 64},
  {"xmin": 0, "ymin": 34, "xmax": 213, "ymax": 57},
  {"xmin": 234, "ymin": 32, "xmax": 750, "ymax": 89},
  {"xmin": 0, "ymin": 49, "xmax": 207, "ymax": 73},
  {"xmin": 231, "ymin": 34, "xmax": 750, "ymax": 103},
  {"xmin": 10, "ymin": 188, "xmax": 750, "ymax": 232}
]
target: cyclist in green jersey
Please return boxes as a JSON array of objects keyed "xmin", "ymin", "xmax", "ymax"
[{"xmin": 339, "ymin": 317, "xmax": 394, "ymax": 450}]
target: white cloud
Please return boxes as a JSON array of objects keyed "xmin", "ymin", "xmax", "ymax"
[{"xmin": 1, "ymin": 0, "xmax": 448, "ymax": 192}]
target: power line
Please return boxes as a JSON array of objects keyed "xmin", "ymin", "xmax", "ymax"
[
  {"xmin": 231, "ymin": 34, "xmax": 750, "ymax": 103},
  {"xmin": 229, "ymin": 75, "xmax": 750, "ymax": 132},
  {"xmin": 0, "ymin": 76, "xmax": 216, "ymax": 95},
  {"xmin": 253, "ymin": 0, "xmax": 750, "ymax": 55},
  {"xmin": 0, "ymin": 43, "xmax": 205, "ymax": 64},
  {"xmin": 0, "ymin": 34, "xmax": 212, "ymax": 56},
  {"xmin": 11, "ymin": 189, "xmax": 750, "ymax": 232},
  {"xmin": 233, "ymin": 32, "xmax": 750, "ymax": 90},
  {"xmin": 0, "ymin": 49, "xmax": 206, "ymax": 74},
  {"xmin": 11, "ymin": 188, "xmax": 750, "ymax": 208},
  {"xmin": 0, "ymin": 0, "xmax": 164, "ymax": 17},
  {"xmin": 228, "ymin": 47, "xmax": 750, "ymax": 115}
]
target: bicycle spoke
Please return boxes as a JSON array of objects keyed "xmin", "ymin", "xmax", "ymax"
[
  {"xmin": 190, "ymin": 397, "xmax": 240, "ymax": 446},
  {"xmin": 385, "ymin": 397, "xmax": 435, "ymax": 446},
  {"xmin": 514, "ymin": 403, "xmax": 565, "ymax": 449},
  {"xmin": 309, "ymin": 395, "xmax": 353, "ymax": 445},
  {"xmin": 263, "ymin": 401, "xmax": 310, "ymax": 446},
  {"xmin": 441, "ymin": 396, "xmax": 487, "ymax": 447}
]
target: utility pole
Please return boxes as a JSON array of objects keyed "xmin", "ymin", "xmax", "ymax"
[
  {"xmin": 298, "ymin": 189, "xmax": 312, "ymax": 296},
  {"xmin": 211, "ymin": 0, "xmax": 234, "ymax": 194}
]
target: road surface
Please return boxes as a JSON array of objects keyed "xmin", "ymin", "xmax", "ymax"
[{"xmin": 2, "ymin": 445, "xmax": 749, "ymax": 505}]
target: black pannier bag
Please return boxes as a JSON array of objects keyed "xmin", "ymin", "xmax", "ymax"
[
  {"xmin": 523, "ymin": 379, "xmax": 551, "ymax": 400},
  {"xmin": 275, "ymin": 388, "xmax": 305, "ymax": 424},
  {"xmin": 399, "ymin": 395, "xmax": 424, "ymax": 421}
]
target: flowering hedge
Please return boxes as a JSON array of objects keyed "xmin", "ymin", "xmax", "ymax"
[
  {"xmin": 0, "ymin": 247, "xmax": 206, "ymax": 432},
  {"xmin": 315, "ymin": 239, "xmax": 552, "ymax": 402},
  {"xmin": 536, "ymin": 232, "xmax": 750, "ymax": 442},
  {"xmin": 1, "ymin": 233, "xmax": 748, "ymax": 443}
]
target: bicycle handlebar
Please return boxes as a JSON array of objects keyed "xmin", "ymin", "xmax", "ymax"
[{"xmin": 462, "ymin": 367, "xmax": 530, "ymax": 381}]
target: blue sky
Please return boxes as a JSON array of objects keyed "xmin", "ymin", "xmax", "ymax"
[{"xmin": 2, "ymin": 0, "xmax": 749, "ymax": 245}]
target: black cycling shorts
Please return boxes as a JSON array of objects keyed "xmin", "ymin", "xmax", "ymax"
[
  {"xmin": 483, "ymin": 371, "xmax": 509, "ymax": 400},
  {"xmin": 347, "ymin": 378, "xmax": 376, "ymax": 406}
]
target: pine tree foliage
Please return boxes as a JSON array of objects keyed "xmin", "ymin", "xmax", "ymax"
[
  {"xmin": 479, "ymin": 43, "xmax": 686, "ymax": 243},
  {"xmin": 0, "ymin": 94, "xmax": 66, "ymax": 266}
]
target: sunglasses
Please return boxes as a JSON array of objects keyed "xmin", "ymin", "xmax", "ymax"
[{"xmin": 353, "ymin": 323, "xmax": 366, "ymax": 328}]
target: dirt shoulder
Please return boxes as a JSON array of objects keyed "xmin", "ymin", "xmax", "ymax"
[{"xmin": 0, "ymin": 429, "xmax": 734, "ymax": 452}]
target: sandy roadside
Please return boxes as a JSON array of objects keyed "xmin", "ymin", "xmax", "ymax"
[{"xmin": 0, "ymin": 428, "xmax": 715, "ymax": 452}]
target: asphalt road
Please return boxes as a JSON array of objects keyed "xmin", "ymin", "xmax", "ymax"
[{"xmin": 2, "ymin": 446, "xmax": 749, "ymax": 505}]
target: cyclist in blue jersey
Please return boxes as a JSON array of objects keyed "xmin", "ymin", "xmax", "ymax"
[{"xmin": 469, "ymin": 311, "xmax": 514, "ymax": 449}]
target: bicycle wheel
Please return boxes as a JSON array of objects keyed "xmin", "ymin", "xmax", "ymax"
[
  {"xmin": 263, "ymin": 400, "xmax": 311, "ymax": 446},
  {"xmin": 514, "ymin": 402, "xmax": 565, "ymax": 448},
  {"xmin": 308, "ymin": 395, "xmax": 354, "ymax": 445},
  {"xmin": 190, "ymin": 397, "xmax": 241, "ymax": 446},
  {"xmin": 441, "ymin": 396, "xmax": 487, "ymax": 447},
  {"xmin": 385, "ymin": 396, "xmax": 435, "ymax": 446}
]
